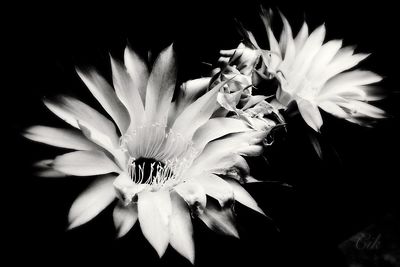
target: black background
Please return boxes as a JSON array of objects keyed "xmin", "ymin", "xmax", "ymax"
[{"xmin": 7, "ymin": 1, "xmax": 400, "ymax": 266}]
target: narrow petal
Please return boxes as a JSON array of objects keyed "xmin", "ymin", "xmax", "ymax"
[
  {"xmin": 34, "ymin": 159, "xmax": 67, "ymax": 177},
  {"xmin": 307, "ymin": 40, "xmax": 343, "ymax": 81},
  {"xmin": 321, "ymin": 70, "xmax": 382, "ymax": 95},
  {"xmin": 297, "ymin": 99, "xmax": 323, "ymax": 132},
  {"xmin": 170, "ymin": 77, "xmax": 212, "ymax": 122},
  {"xmin": 76, "ymin": 68, "xmax": 130, "ymax": 133},
  {"xmin": 44, "ymin": 96, "xmax": 119, "ymax": 146},
  {"xmin": 113, "ymin": 202, "xmax": 138, "ymax": 238},
  {"xmin": 110, "ymin": 56, "xmax": 145, "ymax": 127},
  {"xmin": 278, "ymin": 12, "xmax": 296, "ymax": 72},
  {"xmin": 194, "ymin": 174, "xmax": 233, "ymax": 207},
  {"xmin": 294, "ymin": 21, "xmax": 309, "ymax": 52},
  {"xmin": 199, "ymin": 200, "xmax": 239, "ymax": 238},
  {"xmin": 192, "ymin": 118, "xmax": 251, "ymax": 153},
  {"xmin": 171, "ymin": 79, "xmax": 230, "ymax": 141},
  {"xmin": 124, "ymin": 46, "xmax": 149, "ymax": 104},
  {"xmin": 145, "ymin": 44, "xmax": 177, "ymax": 125},
  {"xmin": 138, "ymin": 190, "xmax": 171, "ymax": 257},
  {"xmin": 68, "ymin": 175, "xmax": 115, "ymax": 229},
  {"xmin": 290, "ymin": 24, "xmax": 326, "ymax": 79},
  {"xmin": 318, "ymin": 48, "xmax": 369, "ymax": 85},
  {"xmin": 24, "ymin": 125, "xmax": 97, "ymax": 150},
  {"xmin": 174, "ymin": 182, "xmax": 207, "ymax": 215},
  {"xmin": 225, "ymin": 179, "xmax": 266, "ymax": 216},
  {"xmin": 339, "ymin": 100, "xmax": 386, "ymax": 119},
  {"xmin": 169, "ymin": 191, "xmax": 195, "ymax": 264},
  {"xmin": 53, "ymin": 150, "xmax": 120, "ymax": 176},
  {"xmin": 188, "ymin": 131, "xmax": 265, "ymax": 177},
  {"xmin": 318, "ymin": 101, "xmax": 348, "ymax": 118}
]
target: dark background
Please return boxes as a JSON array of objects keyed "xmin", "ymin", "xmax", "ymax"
[{"xmin": 7, "ymin": 1, "xmax": 400, "ymax": 266}]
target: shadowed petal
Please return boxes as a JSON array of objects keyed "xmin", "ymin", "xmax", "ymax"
[
  {"xmin": 174, "ymin": 182, "xmax": 207, "ymax": 215},
  {"xmin": 34, "ymin": 159, "xmax": 67, "ymax": 177},
  {"xmin": 113, "ymin": 202, "xmax": 138, "ymax": 238},
  {"xmin": 225, "ymin": 179, "xmax": 266, "ymax": 216},
  {"xmin": 297, "ymin": 99, "xmax": 323, "ymax": 132},
  {"xmin": 169, "ymin": 192, "xmax": 195, "ymax": 264},
  {"xmin": 199, "ymin": 200, "xmax": 239, "ymax": 238},
  {"xmin": 194, "ymin": 174, "xmax": 233, "ymax": 207},
  {"xmin": 68, "ymin": 175, "xmax": 116, "ymax": 229}
]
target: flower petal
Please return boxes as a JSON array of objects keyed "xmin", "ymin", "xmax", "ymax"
[
  {"xmin": 68, "ymin": 175, "xmax": 116, "ymax": 229},
  {"xmin": 138, "ymin": 190, "xmax": 171, "ymax": 257},
  {"xmin": 278, "ymin": 12, "xmax": 296, "ymax": 71},
  {"xmin": 307, "ymin": 39, "xmax": 343, "ymax": 82},
  {"xmin": 145, "ymin": 44, "xmax": 177, "ymax": 125},
  {"xmin": 199, "ymin": 200, "xmax": 239, "ymax": 238},
  {"xmin": 194, "ymin": 174, "xmax": 233, "ymax": 207},
  {"xmin": 34, "ymin": 159, "xmax": 67, "ymax": 177},
  {"xmin": 44, "ymin": 96, "xmax": 119, "ymax": 146},
  {"xmin": 294, "ymin": 21, "xmax": 309, "ymax": 53},
  {"xmin": 53, "ymin": 150, "xmax": 120, "ymax": 176},
  {"xmin": 225, "ymin": 179, "xmax": 266, "ymax": 216},
  {"xmin": 113, "ymin": 173, "xmax": 147, "ymax": 205},
  {"xmin": 76, "ymin": 68, "xmax": 130, "ymax": 133},
  {"xmin": 169, "ymin": 191, "xmax": 195, "ymax": 264},
  {"xmin": 317, "ymin": 47, "xmax": 369, "ymax": 85},
  {"xmin": 192, "ymin": 118, "xmax": 251, "ymax": 153},
  {"xmin": 318, "ymin": 101, "xmax": 348, "ymax": 119},
  {"xmin": 110, "ymin": 56, "xmax": 145, "ymax": 127},
  {"xmin": 297, "ymin": 99, "xmax": 323, "ymax": 132},
  {"xmin": 169, "ymin": 77, "xmax": 212, "ymax": 125},
  {"xmin": 290, "ymin": 24, "xmax": 326, "ymax": 84},
  {"xmin": 124, "ymin": 45, "xmax": 149, "ymax": 104},
  {"xmin": 113, "ymin": 202, "xmax": 138, "ymax": 238},
  {"xmin": 188, "ymin": 131, "xmax": 265, "ymax": 177},
  {"xmin": 174, "ymin": 182, "xmax": 207, "ymax": 215},
  {"xmin": 24, "ymin": 125, "xmax": 97, "ymax": 150},
  {"xmin": 321, "ymin": 70, "xmax": 382, "ymax": 95},
  {"xmin": 171, "ymin": 79, "xmax": 230, "ymax": 141}
]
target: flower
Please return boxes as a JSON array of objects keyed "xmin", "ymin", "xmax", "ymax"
[
  {"xmin": 247, "ymin": 9, "xmax": 386, "ymax": 132},
  {"xmin": 207, "ymin": 43, "xmax": 285, "ymax": 136},
  {"xmin": 24, "ymin": 44, "xmax": 267, "ymax": 263}
]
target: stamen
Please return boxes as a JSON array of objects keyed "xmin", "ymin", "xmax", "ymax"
[{"xmin": 121, "ymin": 124, "xmax": 200, "ymax": 192}]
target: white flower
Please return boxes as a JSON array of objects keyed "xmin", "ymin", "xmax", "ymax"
[
  {"xmin": 24, "ymin": 44, "xmax": 267, "ymax": 263},
  {"xmin": 252, "ymin": 9, "xmax": 386, "ymax": 132}
]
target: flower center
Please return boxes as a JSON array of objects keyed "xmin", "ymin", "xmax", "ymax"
[
  {"xmin": 120, "ymin": 124, "xmax": 200, "ymax": 191},
  {"xmin": 127, "ymin": 156, "xmax": 190, "ymax": 190}
]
